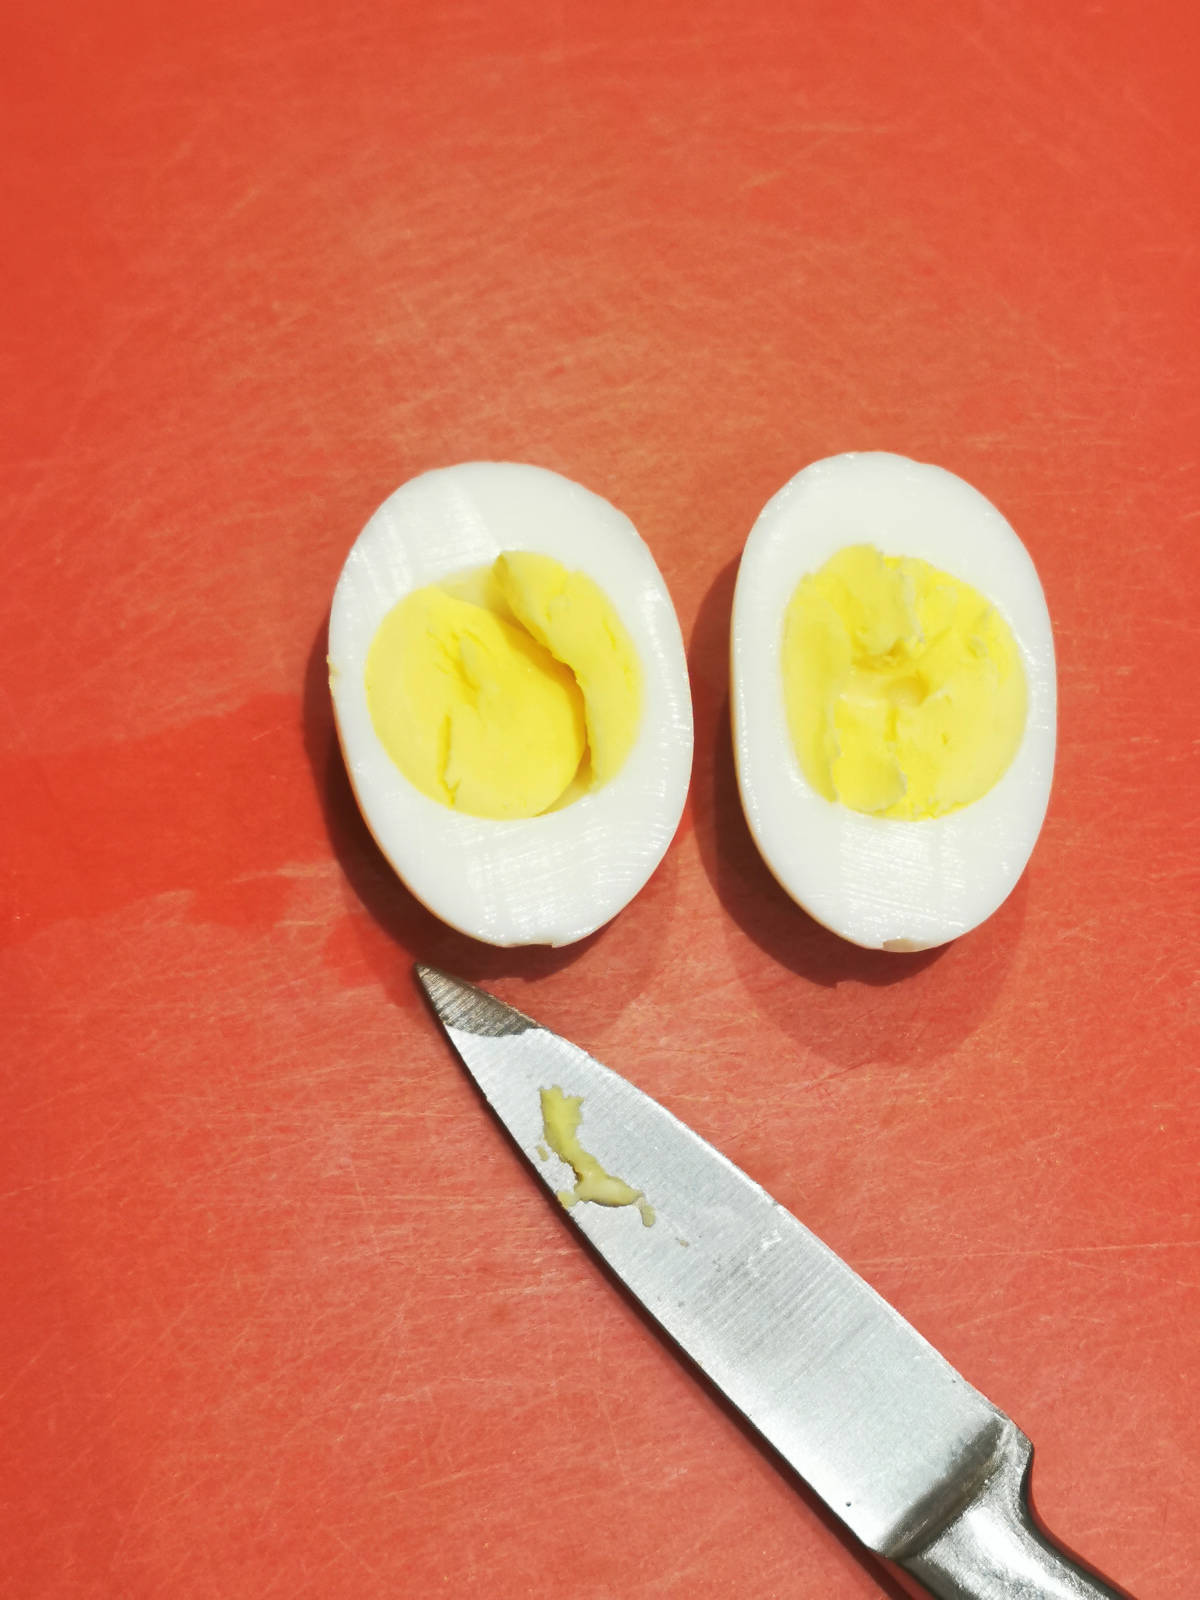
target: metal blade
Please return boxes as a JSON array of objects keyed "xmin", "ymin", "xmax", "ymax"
[{"xmin": 416, "ymin": 967, "xmax": 1012, "ymax": 1560}]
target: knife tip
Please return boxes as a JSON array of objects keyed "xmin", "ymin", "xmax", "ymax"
[
  {"xmin": 413, "ymin": 964, "xmax": 539, "ymax": 1038},
  {"xmin": 413, "ymin": 963, "xmax": 457, "ymax": 1011}
]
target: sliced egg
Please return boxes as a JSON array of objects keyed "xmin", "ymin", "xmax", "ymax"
[
  {"xmin": 329, "ymin": 461, "xmax": 693, "ymax": 947},
  {"xmin": 731, "ymin": 452, "xmax": 1056, "ymax": 951}
]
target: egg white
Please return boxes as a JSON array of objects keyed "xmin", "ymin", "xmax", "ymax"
[
  {"xmin": 731, "ymin": 452, "xmax": 1056, "ymax": 951},
  {"xmin": 329, "ymin": 461, "xmax": 693, "ymax": 947}
]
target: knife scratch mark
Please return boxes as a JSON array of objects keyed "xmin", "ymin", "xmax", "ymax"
[
  {"xmin": 344, "ymin": 1149, "xmax": 384, "ymax": 1262},
  {"xmin": 863, "ymin": 1239, "xmax": 1200, "ymax": 1263},
  {"xmin": 0, "ymin": 1334, "xmax": 56, "ymax": 1403},
  {"xmin": 576, "ymin": 1312, "xmax": 637, "ymax": 1492},
  {"xmin": 326, "ymin": 1526, "xmax": 387, "ymax": 1581},
  {"xmin": 403, "ymin": 1464, "xmax": 505, "ymax": 1494}
]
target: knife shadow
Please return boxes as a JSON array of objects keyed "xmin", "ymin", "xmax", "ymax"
[{"xmin": 429, "ymin": 984, "xmax": 919, "ymax": 1600}]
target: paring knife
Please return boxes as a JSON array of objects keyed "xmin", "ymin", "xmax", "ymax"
[{"xmin": 416, "ymin": 966, "xmax": 1133, "ymax": 1600}]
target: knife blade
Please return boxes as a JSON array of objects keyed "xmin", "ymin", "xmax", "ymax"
[{"xmin": 416, "ymin": 966, "xmax": 1134, "ymax": 1600}]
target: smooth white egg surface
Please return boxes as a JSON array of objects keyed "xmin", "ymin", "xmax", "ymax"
[
  {"xmin": 731, "ymin": 452, "xmax": 1056, "ymax": 951},
  {"xmin": 329, "ymin": 461, "xmax": 693, "ymax": 947}
]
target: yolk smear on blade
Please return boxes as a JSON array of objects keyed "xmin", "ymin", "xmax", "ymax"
[
  {"xmin": 540, "ymin": 1086, "xmax": 655, "ymax": 1226},
  {"xmin": 364, "ymin": 553, "xmax": 642, "ymax": 820},
  {"xmin": 782, "ymin": 545, "xmax": 1026, "ymax": 819}
]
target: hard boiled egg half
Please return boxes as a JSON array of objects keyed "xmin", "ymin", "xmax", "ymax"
[
  {"xmin": 731, "ymin": 452, "xmax": 1055, "ymax": 951},
  {"xmin": 329, "ymin": 462, "xmax": 693, "ymax": 947}
]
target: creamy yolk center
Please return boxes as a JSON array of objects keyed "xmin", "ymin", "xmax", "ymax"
[
  {"xmin": 364, "ymin": 552, "xmax": 641, "ymax": 820},
  {"xmin": 782, "ymin": 544, "xmax": 1026, "ymax": 819}
]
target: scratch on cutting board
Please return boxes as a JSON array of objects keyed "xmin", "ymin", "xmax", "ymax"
[
  {"xmin": 0, "ymin": 1335, "xmax": 57, "ymax": 1404},
  {"xmin": 573, "ymin": 1311, "xmax": 639, "ymax": 1492},
  {"xmin": 404, "ymin": 1463, "xmax": 512, "ymax": 1496},
  {"xmin": 325, "ymin": 1527, "xmax": 388, "ymax": 1583},
  {"xmin": 108, "ymin": 1294, "xmax": 201, "ymax": 1396},
  {"xmin": 863, "ymin": 1238, "xmax": 1200, "ymax": 1280},
  {"xmin": 344, "ymin": 1148, "xmax": 385, "ymax": 1262}
]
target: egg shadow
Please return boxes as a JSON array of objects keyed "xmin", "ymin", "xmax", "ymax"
[
  {"xmin": 686, "ymin": 560, "xmax": 1027, "ymax": 1070},
  {"xmin": 301, "ymin": 616, "xmax": 680, "ymax": 1012}
]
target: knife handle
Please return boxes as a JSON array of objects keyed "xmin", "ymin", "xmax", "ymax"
[{"xmin": 895, "ymin": 1427, "xmax": 1134, "ymax": 1600}]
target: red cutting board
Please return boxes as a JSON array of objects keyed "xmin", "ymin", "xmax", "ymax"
[{"xmin": 2, "ymin": 3, "xmax": 1197, "ymax": 1596}]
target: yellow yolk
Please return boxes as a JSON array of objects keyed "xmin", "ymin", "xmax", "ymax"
[
  {"xmin": 364, "ymin": 587, "xmax": 585, "ymax": 819},
  {"xmin": 495, "ymin": 552, "xmax": 642, "ymax": 786},
  {"xmin": 782, "ymin": 544, "xmax": 1026, "ymax": 819},
  {"xmin": 539, "ymin": 1085, "xmax": 655, "ymax": 1226},
  {"xmin": 364, "ymin": 553, "xmax": 642, "ymax": 820}
]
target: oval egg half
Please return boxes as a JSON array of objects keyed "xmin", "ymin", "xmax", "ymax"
[
  {"xmin": 329, "ymin": 461, "xmax": 693, "ymax": 947},
  {"xmin": 731, "ymin": 452, "xmax": 1056, "ymax": 951}
]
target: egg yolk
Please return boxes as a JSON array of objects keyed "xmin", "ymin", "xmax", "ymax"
[
  {"xmin": 539, "ymin": 1085, "xmax": 655, "ymax": 1226},
  {"xmin": 364, "ymin": 552, "xmax": 642, "ymax": 820},
  {"xmin": 782, "ymin": 544, "xmax": 1026, "ymax": 819}
]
